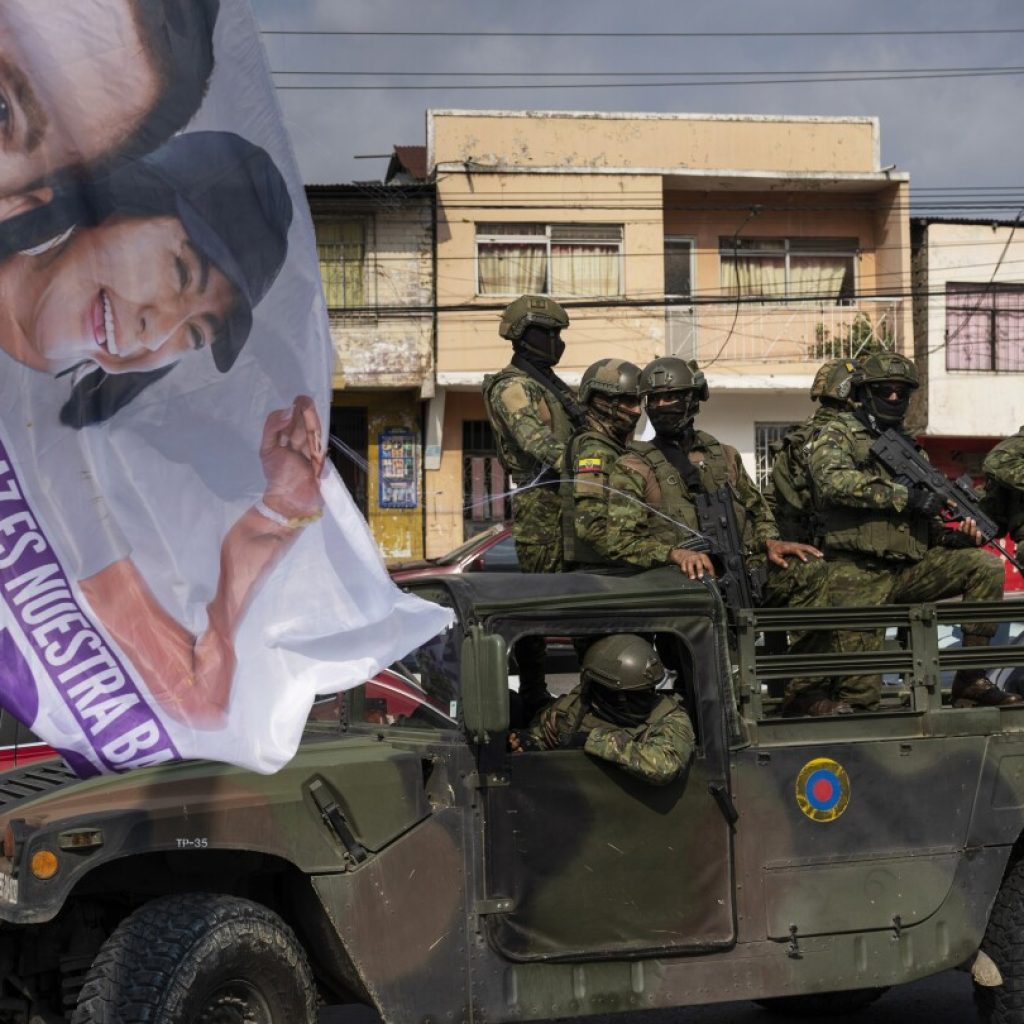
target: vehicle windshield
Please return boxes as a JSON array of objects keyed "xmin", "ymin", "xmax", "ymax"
[
  {"xmin": 307, "ymin": 618, "xmax": 462, "ymax": 733},
  {"xmin": 436, "ymin": 524, "xmax": 505, "ymax": 566}
]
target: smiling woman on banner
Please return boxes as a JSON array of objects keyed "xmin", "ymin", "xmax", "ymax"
[{"xmin": 0, "ymin": 129, "xmax": 332, "ymax": 731}]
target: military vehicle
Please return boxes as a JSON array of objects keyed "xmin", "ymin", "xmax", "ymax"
[{"xmin": 1, "ymin": 569, "xmax": 1024, "ymax": 1023}]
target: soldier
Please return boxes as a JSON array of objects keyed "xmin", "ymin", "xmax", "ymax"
[
  {"xmin": 806, "ymin": 351, "xmax": 1020, "ymax": 713},
  {"xmin": 562, "ymin": 358, "xmax": 643, "ymax": 570},
  {"xmin": 983, "ymin": 426, "xmax": 1024, "ymax": 549},
  {"xmin": 508, "ymin": 634, "xmax": 695, "ymax": 787},
  {"xmin": 483, "ymin": 294, "xmax": 586, "ymax": 719},
  {"xmin": 604, "ymin": 356, "xmax": 831, "ymax": 624},
  {"xmin": 769, "ymin": 358, "xmax": 861, "ymax": 544}
]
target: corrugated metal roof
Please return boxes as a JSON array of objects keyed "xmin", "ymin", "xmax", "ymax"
[{"xmin": 388, "ymin": 145, "xmax": 428, "ymax": 182}]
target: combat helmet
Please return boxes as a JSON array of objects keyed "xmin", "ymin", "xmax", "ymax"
[
  {"xmin": 639, "ymin": 356, "xmax": 710, "ymax": 402},
  {"xmin": 856, "ymin": 351, "xmax": 919, "ymax": 426},
  {"xmin": 810, "ymin": 358, "xmax": 861, "ymax": 404},
  {"xmin": 579, "ymin": 358, "xmax": 642, "ymax": 406},
  {"xmin": 858, "ymin": 351, "xmax": 919, "ymax": 390},
  {"xmin": 498, "ymin": 294, "xmax": 570, "ymax": 342},
  {"xmin": 581, "ymin": 634, "xmax": 665, "ymax": 692}
]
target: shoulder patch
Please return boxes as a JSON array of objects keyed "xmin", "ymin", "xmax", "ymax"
[{"xmin": 576, "ymin": 456, "xmax": 605, "ymax": 473}]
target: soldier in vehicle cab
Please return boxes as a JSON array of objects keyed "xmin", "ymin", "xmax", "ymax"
[{"xmin": 508, "ymin": 634, "xmax": 694, "ymax": 787}]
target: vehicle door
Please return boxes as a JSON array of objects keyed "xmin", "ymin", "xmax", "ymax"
[{"xmin": 482, "ymin": 616, "xmax": 738, "ymax": 960}]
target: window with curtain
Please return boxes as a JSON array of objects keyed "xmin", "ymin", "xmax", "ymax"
[
  {"xmin": 476, "ymin": 223, "xmax": 623, "ymax": 297},
  {"xmin": 946, "ymin": 282, "xmax": 1024, "ymax": 372},
  {"xmin": 720, "ymin": 237, "xmax": 856, "ymax": 304},
  {"xmin": 316, "ymin": 220, "xmax": 366, "ymax": 309}
]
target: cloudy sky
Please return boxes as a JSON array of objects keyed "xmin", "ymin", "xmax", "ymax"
[{"xmin": 251, "ymin": 0, "xmax": 1024, "ymax": 217}]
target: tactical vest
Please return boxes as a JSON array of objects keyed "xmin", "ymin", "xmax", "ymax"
[
  {"xmin": 482, "ymin": 365, "xmax": 575, "ymax": 485},
  {"xmin": 560, "ymin": 428, "xmax": 623, "ymax": 568},
  {"xmin": 818, "ymin": 418, "xmax": 930, "ymax": 562},
  {"xmin": 629, "ymin": 432, "xmax": 752, "ymax": 554},
  {"xmin": 771, "ymin": 407, "xmax": 840, "ymax": 544}
]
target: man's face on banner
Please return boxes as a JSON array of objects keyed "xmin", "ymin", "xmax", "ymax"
[
  {"xmin": 29, "ymin": 215, "xmax": 237, "ymax": 375},
  {"xmin": 0, "ymin": 0, "xmax": 160, "ymax": 196}
]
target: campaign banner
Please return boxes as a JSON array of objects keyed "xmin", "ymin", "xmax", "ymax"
[{"xmin": 0, "ymin": 0, "xmax": 451, "ymax": 774}]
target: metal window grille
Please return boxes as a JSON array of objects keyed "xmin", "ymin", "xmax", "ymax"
[
  {"xmin": 946, "ymin": 282, "xmax": 1024, "ymax": 372},
  {"xmin": 329, "ymin": 407, "xmax": 369, "ymax": 518},
  {"xmin": 316, "ymin": 221, "xmax": 366, "ymax": 309},
  {"xmin": 462, "ymin": 421, "xmax": 510, "ymax": 536},
  {"xmin": 754, "ymin": 422, "xmax": 797, "ymax": 489}
]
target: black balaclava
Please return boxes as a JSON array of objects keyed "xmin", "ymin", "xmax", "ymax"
[
  {"xmin": 647, "ymin": 390, "xmax": 700, "ymax": 447},
  {"xmin": 517, "ymin": 324, "xmax": 565, "ymax": 368},
  {"xmin": 588, "ymin": 683, "xmax": 659, "ymax": 728},
  {"xmin": 591, "ymin": 393, "xmax": 641, "ymax": 444},
  {"xmin": 862, "ymin": 381, "xmax": 911, "ymax": 427}
]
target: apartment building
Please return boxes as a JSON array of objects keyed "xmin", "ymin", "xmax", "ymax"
[
  {"xmin": 423, "ymin": 110, "xmax": 912, "ymax": 557},
  {"xmin": 911, "ymin": 217, "xmax": 1024, "ymax": 588},
  {"xmin": 307, "ymin": 148, "xmax": 434, "ymax": 561}
]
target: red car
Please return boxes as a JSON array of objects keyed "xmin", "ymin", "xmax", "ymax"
[{"xmin": 389, "ymin": 523, "xmax": 518, "ymax": 581}]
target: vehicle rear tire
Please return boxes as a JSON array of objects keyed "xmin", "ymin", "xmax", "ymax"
[
  {"xmin": 753, "ymin": 987, "xmax": 886, "ymax": 1016},
  {"xmin": 70, "ymin": 893, "xmax": 317, "ymax": 1024},
  {"xmin": 977, "ymin": 858, "xmax": 1024, "ymax": 1023}
]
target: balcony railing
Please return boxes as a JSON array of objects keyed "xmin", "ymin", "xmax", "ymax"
[{"xmin": 667, "ymin": 299, "xmax": 904, "ymax": 366}]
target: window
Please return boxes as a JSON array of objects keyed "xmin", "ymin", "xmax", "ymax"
[
  {"xmin": 720, "ymin": 237, "xmax": 856, "ymax": 303},
  {"xmin": 316, "ymin": 220, "xmax": 366, "ymax": 308},
  {"xmin": 946, "ymin": 282, "xmax": 1024, "ymax": 372},
  {"xmin": 476, "ymin": 223, "xmax": 623, "ymax": 297},
  {"xmin": 463, "ymin": 420, "xmax": 510, "ymax": 537},
  {"xmin": 664, "ymin": 237, "xmax": 694, "ymax": 299},
  {"xmin": 755, "ymin": 422, "xmax": 798, "ymax": 489}
]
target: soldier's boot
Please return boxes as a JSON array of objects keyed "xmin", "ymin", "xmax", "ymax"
[{"xmin": 951, "ymin": 634, "xmax": 1024, "ymax": 707}]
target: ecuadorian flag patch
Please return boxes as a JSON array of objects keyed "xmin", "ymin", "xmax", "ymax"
[{"xmin": 577, "ymin": 457, "xmax": 604, "ymax": 473}]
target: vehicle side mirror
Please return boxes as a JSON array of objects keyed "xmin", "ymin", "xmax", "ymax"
[{"xmin": 461, "ymin": 626, "xmax": 509, "ymax": 743}]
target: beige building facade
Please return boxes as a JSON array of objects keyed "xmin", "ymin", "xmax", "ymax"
[
  {"xmin": 424, "ymin": 110, "xmax": 913, "ymax": 557},
  {"xmin": 308, "ymin": 178, "xmax": 434, "ymax": 561}
]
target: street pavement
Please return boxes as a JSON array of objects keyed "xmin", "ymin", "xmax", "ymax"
[{"xmin": 321, "ymin": 967, "xmax": 976, "ymax": 1023}]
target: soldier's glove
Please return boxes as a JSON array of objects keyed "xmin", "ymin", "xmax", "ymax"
[
  {"xmin": 559, "ymin": 732, "xmax": 590, "ymax": 749},
  {"xmin": 938, "ymin": 527, "xmax": 981, "ymax": 549},
  {"xmin": 905, "ymin": 486, "xmax": 945, "ymax": 519}
]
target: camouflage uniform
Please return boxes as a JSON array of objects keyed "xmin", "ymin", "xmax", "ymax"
[
  {"xmin": 769, "ymin": 358, "xmax": 861, "ymax": 544},
  {"xmin": 605, "ymin": 430, "xmax": 831, "ymax": 615},
  {"xmin": 527, "ymin": 688, "xmax": 694, "ymax": 786},
  {"xmin": 769, "ymin": 405, "xmax": 845, "ymax": 544},
  {"xmin": 984, "ymin": 427, "xmax": 1024, "ymax": 544},
  {"xmin": 562, "ymin": 417, "xmax": 630, "ymax": 570},
  {"xmin": 483, "ymin": 364, "xmax": 576, "ymax": 573},
  {"xmin": 808, "ymin": 411, "xmax": 1004, "ymax": 708}
]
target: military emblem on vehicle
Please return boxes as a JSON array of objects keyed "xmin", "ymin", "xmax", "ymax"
[{"xmin": 795, "ymin": 757, "xmax": 850, "ymax": 822}]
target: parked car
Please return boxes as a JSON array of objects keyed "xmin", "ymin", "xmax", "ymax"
[{"xmin": 389, "ymin": 522, "xmax": 517, "ymax": 581}]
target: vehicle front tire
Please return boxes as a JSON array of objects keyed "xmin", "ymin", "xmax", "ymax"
[
  {"xmin": 753, "ymin": 987, "xmax": 886, "ymax": 1016},
  {"xmin": 977, "ymin": 858, "xmax": 1024, "ymax": 1023},
  {"xmin": 71, "ymin": 893, "xmax": 317, "ymax": 1024}
]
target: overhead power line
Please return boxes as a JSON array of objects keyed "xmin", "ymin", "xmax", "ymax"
[
  {"xmin": 262, "ymin": 28, "xmax": 1024, "ymax": 38},
  {"xmin": 275, "ymin": 67, "xmax": 1024, "ymax": 91},
  {"xmin": 272, "ymin": 64, "xmax": 1024, "ymax": 78}
]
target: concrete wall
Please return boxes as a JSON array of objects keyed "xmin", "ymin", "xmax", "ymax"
[
  {"xmin": 430, "ymin": 110, "xmax": 879, "ymax": 174},
  {"xmin": 918, "ymin": 222, "xmax": 1024, "ymax": 438}
]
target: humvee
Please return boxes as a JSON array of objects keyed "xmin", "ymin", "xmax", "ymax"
[{"xmin": 1, "ymin": 568, "xmax": 1024, "ymax": 1023}]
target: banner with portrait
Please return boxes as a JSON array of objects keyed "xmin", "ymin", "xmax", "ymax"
[{"xmin": 0, "ymin": 0, "xmax": 451, "ymax": 774}]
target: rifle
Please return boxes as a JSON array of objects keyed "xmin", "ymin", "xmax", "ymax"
[
  {"xmin": 870, "ymin": 427, "xmax": 1024, "ymax": 574},
  {"xmin": 693, "ymin": 486, "xmax": 765, "ymax": 610}
]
